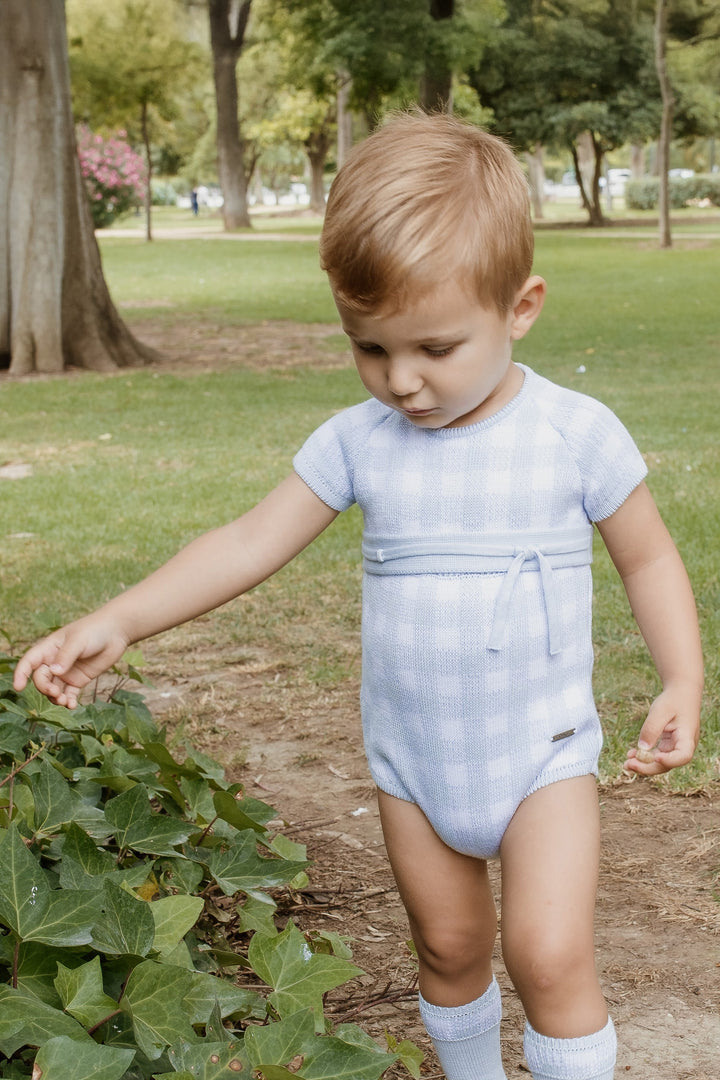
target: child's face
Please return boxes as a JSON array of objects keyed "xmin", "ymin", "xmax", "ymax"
[{"xmin": 335, "ymin": 278, "xmax": 537, "ymax": 429}]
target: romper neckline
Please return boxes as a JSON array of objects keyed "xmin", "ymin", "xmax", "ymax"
[{"xmin": 404, "ymin": 363, "xmax": 532, "ymax": 439}]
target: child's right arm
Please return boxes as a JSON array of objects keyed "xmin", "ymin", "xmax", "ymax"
[{"xmin": 12, "ymin": 474, "xmax": 339, "ymax": 708}]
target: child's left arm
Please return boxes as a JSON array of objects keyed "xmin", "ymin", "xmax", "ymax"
[{"xmin": 596, "ymin": 481, "xmax": 703, "ymax": 776}]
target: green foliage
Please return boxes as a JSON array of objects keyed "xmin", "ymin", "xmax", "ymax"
[
  {"xmin": 626, "ymin": 174, "xmax": 720, "ymax": 211},
  {"xmin": 0, "ymin": 657, "xmax": 418, "ymax": 1078}
]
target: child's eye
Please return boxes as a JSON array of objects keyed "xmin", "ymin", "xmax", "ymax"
[
  {"xmin": 355, "ymin": 342, "xmax": 385, "ymax": 355},
  {"xmin": 424, "ymin": 345, "xmax": 455, "ymax": 358}
]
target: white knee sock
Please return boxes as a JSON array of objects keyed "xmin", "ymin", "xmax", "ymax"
[
  {"xmin": 524, "ymin": 1017, "xmax": 616, "ymax": 1080},
  {"xmin": 418, "ymin": 977, "xmax": 507, "ymax": 1080}
]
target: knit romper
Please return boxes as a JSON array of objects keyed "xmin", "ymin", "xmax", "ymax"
[{"xmin": 293, "ymin": 365, "xmax": 648, "ymax": 858}]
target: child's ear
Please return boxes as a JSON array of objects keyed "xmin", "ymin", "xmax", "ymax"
[{"xmin": 509, "ymin": 276, "xmax": 546, "ymax": 340}]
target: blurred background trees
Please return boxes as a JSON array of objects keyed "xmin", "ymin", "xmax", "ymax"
[{"xmin": 1, "ymin": 0, "xmax": 719, "ymax": 371}]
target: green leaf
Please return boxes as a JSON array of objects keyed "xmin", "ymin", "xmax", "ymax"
[
  {"xmin": 208, "ymin": 831, "xmax": 307, "ymax": 897},
  {"xmin": 0, "ymin": 721, "xmax": 28, "ymax": 759},
  {"xmin": 103, "ymin": 785, "xmax": 149, "ymax": 848},
  {"xmin": 23, "ymin": 888, "xmax": 101, "ymax": 947},
  {"xmin": 12, "ymin": 942, "xmax": 83, "ymax": 1008},
  {"xmin": 212, "ymin": 790, "xmax": 269, "ymax": 836},
  {"xmin": 150, "ymin": 894, "xmax": 204, "ymax": 956},
  {"xmin": 33, "ymin": 1035, "xmax": 135, "ymax": 1080},
  {"xmin": 384, "ymin": 1033, "xmax": 424, "ymax": 1079},
  {"xmin": 166, "ymin": 1037, "xmax": 251, "ymax": 1079},
  {"xmin": 104, "ymin": 784, "xmax": 191, "ymax": 856},
  {"xmin": 30, "ymin": 757, "xmax": 76, "ymax": 834},
  {"xmin": 0, "ymin": 985, "xmax": 90, "ymax": 1056},
  {"xmin": 235, "ymin": 892, "xmax": 278, "ymax": 936},
  {"xmin": 54, "ymin": 957, "xmax": 119, "ymax": 1028},
  {"xmin": 15, "ymin": 683, "xmax": 86, "ymax": 730},
  {"xmin": 182, "ymin": 743, "xmax": 225, "ymax": 783},
  {"xmin": 91, "ymin": 880, "xmax": 156, "ymax": 957},
  {"xmin": 121, "ymin": 960, "xmax": 197, "ymax": 1060},
  {"xmin": 248, "ymin": 923, "xmax": 363, "ymax": 1032},
  {"xmin": 247, "ymin": 1012, "xmax": 398, "ymax": 1080},
  {"xmin": 244, "ymin": 1008, "xmax": 316, "ymax": 1070},
  {"xmin": 0, "ymin": 823, "xmax": 50, "ymax": 937},
  {"xmin": 183, "ymin": 970, "xmax": 264, "ymax": 1025}
]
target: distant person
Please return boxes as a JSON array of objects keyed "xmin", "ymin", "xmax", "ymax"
[
  {"xmin": 190, "ymin": 188, "xmax": 199, "ymax": 216},
  {"xmin": 14, "ymin": 113, "xmax": 702, "ymax": 1080}
]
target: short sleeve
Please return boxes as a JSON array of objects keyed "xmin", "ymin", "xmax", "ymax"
[
  {"xmin": 559, "ymin": 395, "xmax": 648, "ymax": 521},
  {"xmin": 293, "ymin": 403, "xmax": 372, "ymax": 511}
]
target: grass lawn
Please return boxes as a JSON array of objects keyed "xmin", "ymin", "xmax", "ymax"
[{"xmin": 2, "ymin": 226, "xmax": 718, "ymax": 790}]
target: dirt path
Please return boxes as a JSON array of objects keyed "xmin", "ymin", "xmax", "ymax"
[{"xmin": 136, "ymin": 648, "xmax": 719, "ymax": 1080}]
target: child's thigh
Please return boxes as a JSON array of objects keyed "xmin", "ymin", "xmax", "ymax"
[
  {"xmin": 377, "ymin": 789, "xmax": 497, "ymax": 952},
  {"xmin": 499, "ymin": 775, "xmax": 601, "ymax": 963}
]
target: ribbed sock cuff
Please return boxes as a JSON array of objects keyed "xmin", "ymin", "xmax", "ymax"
[
  {"xmin": 419, "ymin": 977, "xmax": 502, "ymax": 1041},
  {"xmin": 524, "ymin": 1017, "xmax": 616, "ymax": 1080}
]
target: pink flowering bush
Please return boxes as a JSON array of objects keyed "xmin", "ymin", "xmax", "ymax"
[{"xmin": 76, "ymin": 126, "xmax": 146, "ymax": 228}]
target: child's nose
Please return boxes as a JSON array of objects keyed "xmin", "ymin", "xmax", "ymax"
[{"xmin": 386, "ymin": 356, "xmax": 422, "ymax": 398}]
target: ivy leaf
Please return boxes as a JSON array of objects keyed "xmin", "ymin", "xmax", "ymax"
[
  {"xmin": 0, "ymin": 985, "xmax": 90, "ymax": 1056},
  {"xmin": 12, "ymin": 942, "xmax": 83, "ymax": 1008},
  {"xmin": 32, "ymin": 1035, "xmax": 135, "ymax": 1080},
  {"xmin": 150, "ymin": 894, "xmax": 204, "ymax": 956},
  {"xmin": 183, "ymin": 970, "xmax": 264, "ymax": 1025},
  {"xmin": 166, "ymin": 1038, "xmax": 251, "ymax": 1079},
  {"xmin": 23, "ymin": 888, "xmax": 102, "ymax": 947},
  {"xmin": 121, "ymin": 960, "xmax": 197, "ymax": 1060},
  {"xmin": 91, "ymin": 880, "xmax": 156, "ymax": 957},
  {"xmin": 0, "ymin": 720, "xmax": 29, "ymax": 759},
  {"xmin": 54, "ymin": 956, "xmax": 119, "ymax": 1028},
  {"xmin": 208, "ymin": 831, "xmax": 308, "ymax": 897},
  {"xmin": 384, "ymin": 1032, "xmax": 424, "ymax": 1079},
  {"xmin": 0, "ymin": 824, "xmax": 99, "ymax": 946},
  {"xmin": 248, "ymin": 923, "xmax": 363, "ymax": 1032},
  {"xmin": 235, "ymin": 892, "xmax": 278, "ymax": 937},
  {"xmin": 244, "ymin": 1008, "xmax": 316, "ymax": 1070},
  {"xmin": 0, "ymin": 823, "xmax": 50, "ymax": 937},
  {"xmin": 13, "ymin": 683, "xmax": 87, "ymax": 730},
  {"xmin": 30, "ymin": 757, "xmax": 77, "ymax": 834},
  {"xmin": 104, "ymin": 783, "xmax": 191, "ymax": 856}
]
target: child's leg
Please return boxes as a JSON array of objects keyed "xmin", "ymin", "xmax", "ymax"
[
  {"xmin": 500, "ymin": 776, "xmax": 615, "ymax": 1079},
  {"xmin": 378, "ymin": 790, "xmax": 507, "ymax": 1080}
]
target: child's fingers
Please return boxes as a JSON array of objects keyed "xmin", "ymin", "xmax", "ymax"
[{"xmin": 12, "ymin": 638, "xmax": 65, "ymax": 691}]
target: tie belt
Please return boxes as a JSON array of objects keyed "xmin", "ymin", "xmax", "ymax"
[{"xmin": 362, "ymin": 528, "xmax": 594, "ymax": 656}]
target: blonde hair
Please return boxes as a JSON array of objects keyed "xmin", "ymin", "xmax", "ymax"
[{"xmin": 320, "ymin": 112, "xmax": 534, "ymax": 314}]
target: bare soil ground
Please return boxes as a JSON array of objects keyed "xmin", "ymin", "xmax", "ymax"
[{"xmin": 134, "ymin": 322, "xmax": 720, "ymax": 1078}]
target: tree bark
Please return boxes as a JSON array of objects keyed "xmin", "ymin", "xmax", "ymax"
[
  {"xmin": 140, "ymin": 99, "xmax": 153, "ymax": 243},
  {"xmin": 525, "ymin": 144, "xmax": 546, "ymax": 220},
  {"xmin": 306, "ymin": 125, "xmax": 331, "ymax": 215},
  {"xmin": 655, "ymin": 0, "xmax": 673, "ymax": 249},
  {"xmin": 0, "ymin": 0, "xmax": 158, "ymax": 374},
  {"xmin": 208, "ymin": 0, "xmax": 252, "ymax": 231},
  {"xmin": 572, "ymin": 132, "xmax": 606, "ymax": 226}
]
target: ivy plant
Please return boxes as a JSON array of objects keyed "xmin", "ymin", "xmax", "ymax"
[{"xmin": 0, "ymin": 656, "xmax": 421, "ymax": 1080}]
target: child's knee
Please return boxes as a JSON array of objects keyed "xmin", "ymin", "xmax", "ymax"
[
  {"xmin": 413, "ymin": 919, "xmax": 496, "ymax": 980},
  {"xmin": 503, "ymin": 930, "xmax": 593, "ymax": 998}
]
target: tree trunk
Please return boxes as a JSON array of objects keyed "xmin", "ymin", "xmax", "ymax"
[
  {"xmin": 306, "ymin": 126, "xmax": 331, "ymax": 215},
  {"xmin": 140, "ymin": 99, "xmax": 153, "ymax": 243},
  {"xmin": 420, "ymin": 0, "xmax": 454, "ymax": 113},
  {"xmin": 655, "ymin": 0, "xmax": 673, "ymax": 249},
  {"xmin": 631, "ymin": 142, "xmax": 645, "ymax": 179},
  {"xmin": 525, "ymin": 144, "xmax": 546, "ymax": 220},
  {"xmin": 0, "ymin": 0, "xmax": 158, "ymax": 374},
  {"xmin": 572, "ymin": 132, "xmax": 606, "ymax": 226},
  {"xmin": 336, "ymin": 73, "xmax": 353, "ymax": 169},
  {"xmin": 208, "ymin": 0, "xmax": 252, "ymax": 231}
]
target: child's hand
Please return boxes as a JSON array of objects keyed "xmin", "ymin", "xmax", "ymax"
[
  {"xmin": 625, "ymin": 682, "xmax": 702, "ymax": 776},
  {"xmin": 12, "ymin": 616, "xmax": 131, "ymax": 710}
]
